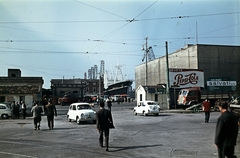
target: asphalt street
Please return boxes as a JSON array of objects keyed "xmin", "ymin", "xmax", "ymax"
[{"xmin": 0, "ymin": 101, "xmax": 239, "ymax": 158}]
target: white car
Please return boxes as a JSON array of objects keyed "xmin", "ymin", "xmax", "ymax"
[
  {"xmin": 0, "ymin": 103, "xmax": 12, "ymax": 119},
  {"xmin": 67, "ymin": 103, "xmax": 96, "ymax": 124},
  {"xmin": 133, "ymin": 101, "xmax": 160, "ymax": 116}
]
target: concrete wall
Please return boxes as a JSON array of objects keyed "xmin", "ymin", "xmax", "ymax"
[{"xmin": 135, "ymin": 44, "xmax": 240, "ymax": 102}]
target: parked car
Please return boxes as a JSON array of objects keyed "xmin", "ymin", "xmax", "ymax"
[
  {"xmin": 67, "ymin": 102, "xmax": 96, "ymax": 124},
  {"xmin": 0, "ymin": 103, "xmax": 12, "ymax": 119},
  {"xmin": 133, "ymin": 101, "xmax": 160, "ymax": 116}
]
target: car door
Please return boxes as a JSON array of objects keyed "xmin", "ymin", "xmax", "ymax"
[
  {"xmin": 72, "ymin": 105, "xmax": 77, "ymax": 120},
  {"xmin": 136, "ymin": 102, "xmax": 144, "ymax": 113},
  {"xmin": 68, "ymin": 105, "xmax": 73, "ymax": 120}
]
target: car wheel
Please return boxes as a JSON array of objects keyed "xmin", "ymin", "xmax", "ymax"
[
  {"xmin": 76, "ymin": 117, "xmax": 81, "ymax": 124},
  {"xmin": 93, "ymin": 120, "xmax": 96, "ymax": 124},
  {"xmin": 155, "ymin": 113, "xmax": 159, "ymax": 116},
  {"xmin": 133, "ymin": 110, "xmax": 137, "ymax": 115},
  {"xmin": 1, "ymin": 114, "xmax": 9, "ymax": 119},
  {"xmin": 143, "ymin": 111, "xmax": 147, "ymax": 116},
  {"xmin": 67, "ymin": 116, "xmax": 71, "ymax": 122}
]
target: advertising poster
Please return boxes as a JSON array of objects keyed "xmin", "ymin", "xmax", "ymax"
[{"xmin": 169, "ymin": 69, "xmax": 204, "ymax": 88}]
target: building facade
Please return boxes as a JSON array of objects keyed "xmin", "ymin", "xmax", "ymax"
[
  {"xmin": 135, "ymin": 44, "xmax": 240, "ymax": 108},
  {"xmin": 0, "ymin": 69, "xmax": 43, "ymax": 108},
  {"xmin": 51, "ymin": 78, "xmax": 104, "ymax": 104}
]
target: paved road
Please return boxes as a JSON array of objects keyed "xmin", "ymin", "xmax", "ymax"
[{"xmin": 0, "ymin": 102, "xmax": 239, "ymax": 158}]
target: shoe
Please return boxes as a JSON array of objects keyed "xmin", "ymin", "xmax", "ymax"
[
  {"xmin": 34, "ymin": 128, "xmax": 37, "ymax": 130},
  {"xmin": 106, "ymin": 148, "xmax": 109, "ymax": 151},
  {"xmin": 38, "ymin": 127, "xmax": 40, "ymax": 130}
]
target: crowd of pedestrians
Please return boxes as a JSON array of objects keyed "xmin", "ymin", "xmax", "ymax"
[{"xmin": 10, "ymin": 99, "xmax": 57, "ymax": 131}]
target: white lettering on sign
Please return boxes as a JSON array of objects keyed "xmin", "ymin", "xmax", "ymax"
[
  {"xmin": 207, "ymin": 81, "xmax": 236, "ymax": 86},
  {"xmin": 173, "ymin": 73, "xmax": 199, "ymax": 86}
]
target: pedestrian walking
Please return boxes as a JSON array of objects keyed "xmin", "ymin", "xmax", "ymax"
[
  {"xmin": 45, "ymin": 100, "xmax": 57, "ymax": 130},
  {"xmin": 31, "ymin": 102, "xmax": 43, "ymax": 130},
  {"xmin": 96, "ymin": 101, "xmax": 114, "ymax": 152},
  {"xmin": 21, "ymin": 101, "xmax": 27, "ymax": 119},
  {"xmin": 202, "ymin": 98, "xmax": 211, "ymax": 123},
  {"xmin": 106, "ymin": 97, "xmax": 112, "ymax": 111},
  {"xmin": 215, "ymin": 102, "xmax": 238, "ymax": 158},
  {"xmin": 11, "ymin": 101, "xmax": 15, "ymax": 119},
  {"xmin": 42, "ymin": 97, "xmax": 48, "ymax": 115},
  {"xmin": 15, "ymin": 101, "xmax": 20, "ymax": 119}
]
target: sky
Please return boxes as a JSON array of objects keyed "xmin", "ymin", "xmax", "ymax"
[{"xmin": 0, "ymin": 0, "xmax": 239, "ymax": 89}]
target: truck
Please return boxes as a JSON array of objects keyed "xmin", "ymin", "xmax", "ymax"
[
  {"xmin": 177, "ymin": 87, "xmax": 231, "ymax": 109},
  {"xmin": 229, "ymin": 96, "xmax": 240, "ymax": 124},
  {"xmin": 58, "ymin": 92, "xmax": 97, "ymax": 106},
  {"xmin": 58, "ymin": 92, "xmax": 82, "ymax": 106}
]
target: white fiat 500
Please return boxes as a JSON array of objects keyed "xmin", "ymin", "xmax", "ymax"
[
  {"xmin": 67, "ymin": 103, "xmax": 96, "ymax": 124},
  {"xmin": 0, "ymin": 103, "xmax": 12, "ymax": 119},
  {"xmin": 133, "ymin": 101, "xmax": 160, "ymax": 116}
]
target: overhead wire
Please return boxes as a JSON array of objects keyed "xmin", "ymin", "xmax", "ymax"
[
  {"xmin": 0, "ymin": 12, "xmax": 239, "ymax": 24},
  {"xmin": 0, "ymin": 2, "xmax": 239, "ymax": 56}
]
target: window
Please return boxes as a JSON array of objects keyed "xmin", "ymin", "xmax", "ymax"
[
  {"xmin": 188, "ymin": 91, "xmax": 197, "ymax": 97},
  {"xmin": 0, "ymin": 105, "xmax": 6, "ymax": 109},
  {"xmin": 140, "ymin": 94, "xmax": 142, "ymax": 101},
  {"xmin": 0, "ymin": 96, "xmax": 5, "ymax": 102},
  {"xmin": 155, "ymin": 94, "xmax": 158, "ymax": 101},
  {"xmin": 73, "ymin": 105, "xmax": 76, "ymax": 110},
  {"xmin": 20, "ymin": 96, "xmax": 25, "ymax": 102}
]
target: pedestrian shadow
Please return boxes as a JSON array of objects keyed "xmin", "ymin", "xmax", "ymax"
[{"xmin": 109, "ymin": 144, "xmax": 163, "ymax": 152}]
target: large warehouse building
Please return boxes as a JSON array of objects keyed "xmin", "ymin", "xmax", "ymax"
[{"xmin": 135, "ymin": 44, "xmax": 240, "ymax": 109}]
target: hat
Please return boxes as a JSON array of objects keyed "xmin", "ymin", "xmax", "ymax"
[{"xmin": 219, "ymin": 102, "xmax": 228, "ymax": 109}]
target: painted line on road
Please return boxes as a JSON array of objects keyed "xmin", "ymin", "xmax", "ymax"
[{"xmin": 0, "ymin": 151, "xmax": 37, "ymax": 158}]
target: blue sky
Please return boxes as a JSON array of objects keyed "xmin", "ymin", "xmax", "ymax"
[{"xmin": 0, "ymin": 0, "xmax": 239, "ymax": 89}]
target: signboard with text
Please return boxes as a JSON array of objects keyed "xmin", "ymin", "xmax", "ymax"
[
  {"xmin": 207, "ymin": 77, "xmax": 236, "ymax": 91},
  {"xmin": 169, "ymin": 69, "xmax": 204, "ymax": 88}
]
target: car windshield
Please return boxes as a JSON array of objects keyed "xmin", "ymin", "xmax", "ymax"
[
  {"xmin": 147, "ymin": 102, "xmax": 157, "ymax": 105},
  {"xmin": 77, "ymin": 104, "xmax": 91, "ymax": 110}
]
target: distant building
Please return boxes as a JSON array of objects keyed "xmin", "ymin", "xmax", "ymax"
[
  {"xmin": 135, "ymin": 44, "xmax": 240, "ymax": 108},
  {"xmin": 0, "ymin": 69, "xmax": 43, "ymax": 108},
  {"xmin": 51, "ymin": 78, "xmax": 104, "ymax": 104}
]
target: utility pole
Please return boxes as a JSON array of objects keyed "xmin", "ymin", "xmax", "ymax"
[
  {"xmin": 165, "ymin": 41, "xmax": 170, "ymax": 109},
  {"xmin": 145, "ymin": 37, "xmax": 148, "ymax": 86},
  {"xmin": 142, "ymin": 37, "xmax": 149, "ymax": 101},
  {"xmin": 142, "ymin": 37, "xmax": 148, "ymax": 86}
]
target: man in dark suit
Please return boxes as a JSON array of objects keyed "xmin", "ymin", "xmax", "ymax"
[
  {"xmin": 45, "ymin": 100, "xmax": 57, "ymax": 130},
  {"xmin": 96, "ymin": 101, "xmax": 114, "ymax": 151},
  {"xmin": 215, "ymin": 102, "xmax": 238, "ymax": 158}
]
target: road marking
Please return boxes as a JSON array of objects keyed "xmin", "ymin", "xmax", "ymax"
[{"xmin": 0, "ymin": 151, "xmax": 37, "ymax": 158}]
